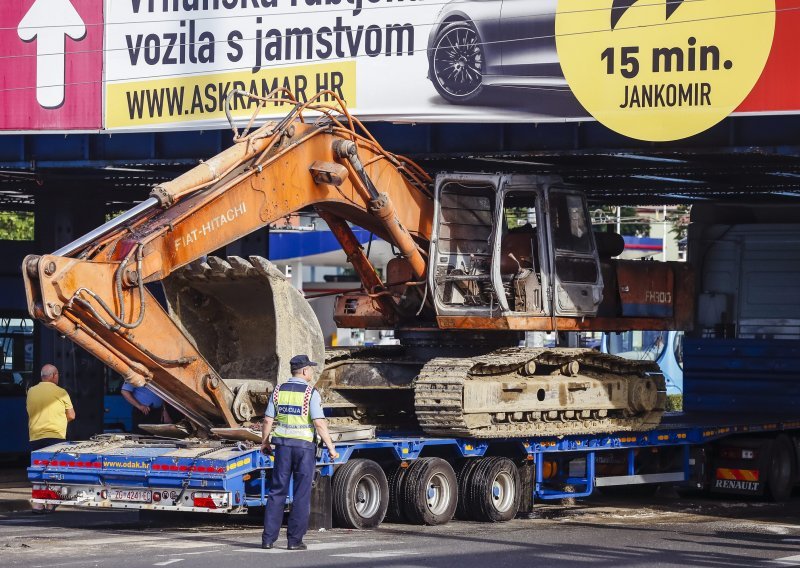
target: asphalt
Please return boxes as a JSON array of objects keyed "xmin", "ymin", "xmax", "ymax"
[{"xmin": 2, "ymin": 494, "xmax": 800, "ymax": 568}]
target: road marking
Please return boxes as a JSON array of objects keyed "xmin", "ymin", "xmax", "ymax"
[
  {"xmin": 332, "ymin": 551, "xmax": 420, "ymax": 559},
  {"xmin": 156, "ymin": 550, "xmax": 222, "ymax": 557},
  {"xmin": 772, "ymin": 555, "xmax": 800, "ymax": 566},
  {"xmin": 249, "ymin": 540, "xmax": 397, "ymax": 554},
  {"xmin": 153, "ymin": 561, "xmax": 184, "ymax": 566}
]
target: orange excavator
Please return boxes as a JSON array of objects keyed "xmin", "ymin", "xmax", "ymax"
[{"xmin": 22, "ymin": 90, "xmax": 692, "ymax": 439}]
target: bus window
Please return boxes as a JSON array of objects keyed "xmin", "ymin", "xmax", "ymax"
[
  {"xmin": 0, "ymin": 318, "xmax": 34, "ymax": 395},
  {"xmin": 606, "ymin": 330, "xmax": 667, "ymax": 362}
]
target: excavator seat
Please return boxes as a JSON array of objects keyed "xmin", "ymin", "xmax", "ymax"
[{"xmin": 500, "ymin": 228, "xmax": 539, "ymax": 275}]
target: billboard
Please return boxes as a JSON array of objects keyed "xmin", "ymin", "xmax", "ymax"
[
  {"xmin": 3, "ymin": 0, "xmax": 800, "ymax": 141},
  {"xmin": 0, "ymin": 0, "xmax": 102, "ymax": 131}
]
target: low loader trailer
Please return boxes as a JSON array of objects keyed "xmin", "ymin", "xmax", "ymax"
[{"xmin": 28, "ymin": 338, "xmax": 800, "ymax": 529}]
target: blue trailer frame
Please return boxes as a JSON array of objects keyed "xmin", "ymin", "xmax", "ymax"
[{"xmin": 27, "ymin": 410, "xmax": 800, "ymax": 516}]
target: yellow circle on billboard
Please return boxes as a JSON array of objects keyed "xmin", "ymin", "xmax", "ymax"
[{"xmin": 556, "ymin": 0, "xmax": 776, "ymax": 141}]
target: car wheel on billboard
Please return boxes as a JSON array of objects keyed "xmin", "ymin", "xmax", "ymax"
[{"xmin": 429, "ymin": 22, "xmax": 484, "ymax": 104}]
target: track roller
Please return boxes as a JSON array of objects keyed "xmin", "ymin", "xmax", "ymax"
[
  {"xmin": 401, "ymin": 458, "xmax": 458, "ymax": 525},
  {"xmin": 332, "ymin": 459, "xmax": 389, "ymax": 529},
  {"xmin": 458, "ymin": 457, "xmax": 521, "ymax": 522}
]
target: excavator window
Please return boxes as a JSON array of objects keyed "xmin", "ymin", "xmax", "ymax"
[
  {"xmin": 549, "ymin": 193, "xmax": 593, "ymax": 255},
  {"xmin": 549, "ymin": 192, "xmax": 599, "ymax": 285},
  {"xmin": 501, "ymin": 193, "xmax": 540, "ymax": 275},
  {"xmin": 434, "ymin": 182, "xmax": 498, "ymax": 309},
  {"xmin": 499, "ymin": 192, "xmax": 545, "ymax": 314}
]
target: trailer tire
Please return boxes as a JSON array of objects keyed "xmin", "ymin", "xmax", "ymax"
[
  {"xmin": 332, "ymin": 459, "xmax": 389, "ymax": 529},
  {"xmin": 766, "ymin": 435, "xmax": 796, "ymax": 503},
  {"xmin": 455, "ymin": 459, "xmax": 482, "ymax": 520},
  {"xmin": 384, "ymin": 464, "xmax": 409, "ymax": 523},
  {"xmin": 464, "ymin": 457, "xmax": 521, "ymax": 522},
  {"xmin": 402, "ymin": 458, "xmax": 458, "ymax": 525}
]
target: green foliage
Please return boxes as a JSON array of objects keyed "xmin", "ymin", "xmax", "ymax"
[
  {"xmin": 669, "ymin": 205, "xmax": 691, "ymax": 242},
  {"xmin": 666, "ymin": 394, "xmax": 683, "ymax": 412},
  {"xmin": 0, "ymin": 211, "xmax": 33, "ymax": 241}
]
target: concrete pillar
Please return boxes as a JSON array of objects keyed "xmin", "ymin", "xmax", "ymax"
[{"xmin": 284, "ymin": 261, "xmax": 304, "ymax": 293}]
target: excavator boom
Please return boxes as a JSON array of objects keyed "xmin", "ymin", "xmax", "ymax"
[{"xmin": 23, "ymin": 91, "xmax": 433, "ymax": 431}]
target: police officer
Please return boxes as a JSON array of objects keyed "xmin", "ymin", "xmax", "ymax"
[{"xmin": 261, "ymin": 354, "xmax": 339, "ymax": 550}]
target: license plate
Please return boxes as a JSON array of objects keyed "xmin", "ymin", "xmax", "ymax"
[{"xmin": 110, "ymin": 489, "xmax": 152, "ymax": 503}]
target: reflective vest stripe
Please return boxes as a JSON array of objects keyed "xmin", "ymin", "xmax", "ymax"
[{"xmin": 272, "ymin": 383, "xmax": 315, "ymax": 444}]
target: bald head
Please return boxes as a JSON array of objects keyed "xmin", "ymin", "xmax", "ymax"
[{"xmin": 40, "ymin": 364, "xmax": 59, "ymax": 384}]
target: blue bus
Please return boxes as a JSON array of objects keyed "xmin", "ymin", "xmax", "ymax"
[
  {"xmin": 601, "ymin": 330, "xmax": 684, "ymax": 396},
  {"xmin": 0, "ymin": 317, "xmax": 133, "ymax": 456}
]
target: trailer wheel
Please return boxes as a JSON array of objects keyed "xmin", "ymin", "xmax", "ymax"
[
  {"xmin": 402, "ymin": 458, "xmax": 458, "ymax": 525},
  {"xmin": 464, "ymin": 457, "xmax": 521, "ymax": 522},
  {"xmin": 766, "ymin": 435, "xmax": 796, "ymax": 502},
  {"xmin": 332, "ymin": 459, "xmax": 389, "ymax": 529},
  {"xmin": 384, "ymin": 464, "xmax": 409, "ymax": 523},
  {"xmin": 455, "ymin": 459, "xmax": 482, "ymax": 520}
]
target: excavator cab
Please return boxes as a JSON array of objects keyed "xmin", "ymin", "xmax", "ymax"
[{"xmin": 429, "ymin": 173, "xmax": 603, "ymax": 320}]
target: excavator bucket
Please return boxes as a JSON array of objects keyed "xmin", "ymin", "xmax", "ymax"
[{"xmin": 161, "ymin": 256, "xmax": 325, "ymax": 411}]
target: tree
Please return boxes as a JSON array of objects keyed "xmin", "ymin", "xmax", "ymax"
[
  {"xmin": 669, "ymin": 205, "xmax": 691, "ymax": 241},
  {"xmin": 0, "ymin": 211, "xmax": 34, "ymax": 240}
]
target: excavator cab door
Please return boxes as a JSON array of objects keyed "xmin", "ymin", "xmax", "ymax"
[
  {"xmin": 491, "ymin": 179, "xmax": 549, "ymax": 315},
  {"xmin": 543, "ymin": 187, "xmax": 604, "ymax": 317},
  {"xmin": 429, "ymin": 174, "xmax": 503, "ymax": 317}
]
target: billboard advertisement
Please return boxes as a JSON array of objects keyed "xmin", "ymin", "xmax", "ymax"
[
  {"xmin": 0, "ymin": 0, "xmax": 102, "ymax": 131},
  {"xmin": 3, "ymin": 0, "xmax": 800, "ymax": 141}
]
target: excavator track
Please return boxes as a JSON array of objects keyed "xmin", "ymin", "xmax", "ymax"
[{"xmin": 414, "ymin": 348, "xmax": 666, "ymax": 438}]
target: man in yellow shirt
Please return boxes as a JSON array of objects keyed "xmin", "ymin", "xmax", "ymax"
[
  {"xmin": 27, "ymin": 364, "xmax": 75, "ymax": 514},
  {"xmin": 27, "ymin": 364, "xmax": 75, "ymax": 450}
]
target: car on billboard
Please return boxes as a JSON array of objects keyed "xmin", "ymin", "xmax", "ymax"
[{"xmin": 426, "ymin": 0, "xmax": 565, "ymax": 103}]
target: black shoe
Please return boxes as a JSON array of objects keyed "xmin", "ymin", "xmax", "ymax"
[
  {"xmin": 287, "ymin": 542, "xmax": 307, "ymax": 551},
  {"xmin": 261, "ymin": 542, "xmax": 274, "ymax": 550}
]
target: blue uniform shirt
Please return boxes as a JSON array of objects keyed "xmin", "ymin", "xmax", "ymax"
[
  {"xmin": 121, "ymin": 383, "xmax": 163, "ymax": 408},
  {"xmin": 265, "ymin": 377, "xmax": 324, "ymax": 420}
]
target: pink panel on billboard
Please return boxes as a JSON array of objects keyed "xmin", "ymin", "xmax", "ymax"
[{"xmin": 0, "ymin": 0, "xmax": 102, "ymax": 131}]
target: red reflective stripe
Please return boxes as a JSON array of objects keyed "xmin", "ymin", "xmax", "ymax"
[
  {"xmin": 32, "ymin": 489, "xmax": 60, "ymax": 501},
  {"xmin": 193, "ymin": 497, "xmax": 217, "ymax": 509},
  {"xmin": 302, "ymin": 385, "xmax": 312, "ymax": 416}
]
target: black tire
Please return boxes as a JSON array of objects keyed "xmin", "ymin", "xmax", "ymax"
[
  {"xmin": 429, "ymin": 21, "xmax": 485, "ymax": 104},
  {"xmin": 455, "ymin": 459, "xmax": 482, "ymax": 520},
  {"xmin": 332, "ymin": 459, "xmax": 389, "ymax": 529},
  {"xmin": 464, "ymin": 457, "xmax": 521, "ymax": 522},
  {"xmin": 384, "ymin": 464, "xmax": 409, "ymax": 523},
  {"xmin": 402, "ymin": 458, "xmax": 458, "ymax": 525},
  {"xmin": 766, "ymin": 435, "xmax": 796, "ymax": 502}
]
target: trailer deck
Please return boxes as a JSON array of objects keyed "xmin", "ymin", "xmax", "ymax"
[{"xmin": 26, "ymin": 410, "xmax": 800, "ymax": 520}]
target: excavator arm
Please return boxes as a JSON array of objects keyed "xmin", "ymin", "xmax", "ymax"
[{"xmin": 23, "ymin": 91, "xmax": 434, "ymax": 432}]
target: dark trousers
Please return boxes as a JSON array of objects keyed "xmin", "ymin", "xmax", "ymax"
[
  {"xmin": 30, "ymin": 438, "xmax": 65, "ymax": 452},
  {"xmin": 262, "ymin": 443, "xmax": 316, "ymax": 547}
]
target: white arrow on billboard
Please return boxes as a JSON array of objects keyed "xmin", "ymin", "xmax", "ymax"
[{"xmin": 17, "ymin": 0, "xmax": 86, "ymax": 109}]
